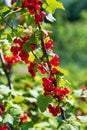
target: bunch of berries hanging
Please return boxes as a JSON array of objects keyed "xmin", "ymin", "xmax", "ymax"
[{"xmin": 8, "ymin": 0, "xmax": 70, "ymax": 117}]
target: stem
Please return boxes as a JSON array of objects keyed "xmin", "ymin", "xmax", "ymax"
[
  {"xmin": 0, "ymin": 50, "xmax": 13, "ymax": 90},
  {"xmin": 38, "ymin": 24, "xmax": 53, "ymax": 75},
  {"xmin": 38, "ymin": 23, "xmax": 66, "ymax": 120},
  {"xmin": 4, "ymin": 8, "xmax": 21, "ymax": 18},
  {"xmin": 38, "ymin": 23, "xmax": 57, "ymax": 87},
  {"xmin": 0, "ymin": 14, "xmax": 14, "ymax": 31},
  {"xmin": 61, "ymin": 108, "xmax": 66, "ymax": 120}
]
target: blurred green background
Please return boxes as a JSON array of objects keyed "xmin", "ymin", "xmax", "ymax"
[{"xmin": 50, "ymin": 0, "xmax": 87, "ymax": 88}]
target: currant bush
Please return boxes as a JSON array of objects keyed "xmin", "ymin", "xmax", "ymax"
[{"xmin": 0, "ymin": 0, "xmax": 85, "ymax": 129}]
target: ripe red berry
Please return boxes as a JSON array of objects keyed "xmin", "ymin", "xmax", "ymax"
[
  {"xmin": 53, "ymin": 87, "xmax": 62, "ymax": 95},
  {"xmin": 19, "ymin": 50, "xmax": 29, "ymax": 62},
  {"xmin": 46, "ymin": 39, "xmax": 54, "ymax": 50},
  {"xmin": 38, "ymin": 63, "xmax": 46, "ymax": 74},
  {"xmin": 49, "ymin": 76, "xmax": 55, "ymax": 82},
  {"xmin": 36, "ymin": 4, "xmax": 41, "ymax": 11},
  {"xmin": 29, "ymin": 9, "xmax": 35, "ymax": 15},
  {"xmin": 34, "ymin": 11, "xmax": 46, "ymax": 24},
  {"xmin": 4, "ymin": 56, "xmax": 12, "ymax": 70},
  {"xmin": 50, "ymin": 55, "xmax": 59, "ymax": 67},
  {"xmin": 48, "ymin": 104, "xmax": 61, "ymax": 116},
  {"xmin": 20, "ymin": 113, "xmax": 28, "ymax": 122},
  {"xmin": 55, "ymin": 106, "xmax": 61, "ymax": 114},
  {"xmin": 22, "ymin": 35, "xmax": 29, "ymax": 43},
  {"xmin": 40, "ymin": 11, "xmax": 46, "ymax": 18},
  {"xmin": 28, "ymin": 62, "xmax": 36, "ymax": 77},
  {"xmin": 22, "ymin": 0, "xmax": 29, "ymax": 7},
  {"xmin": 34, "ymin": 13, "xmax": 41, "ymax": 24},
  {"xmin": 62, "ymin": 87, "xmax": 70, "ymax": 96},
  {"xmin": 14, "ymin": 38, "xmax": 23, "ymax": 47},
  {"xmin": 22, "ymin": 0, "xmax": 42, "ymax": 15},
  {"xmin": 4, "ymin": 56, "xmax": 11, "ymax": 63},
  {"xmin": 59, "ymin": 96, "xmax": 64, "ymax": 101},
  {"xmin": 10, "ymin": 46, "xmax": 20, "ymax": 56},
  {"xmin": 12, "ymin": 55, "xmax": 21, "ymax": 64},
  {"xmin": 52, "ymin": 68, "xmax": 57, "ymax": 74}
]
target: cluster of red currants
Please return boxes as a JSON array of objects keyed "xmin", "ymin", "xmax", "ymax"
[
  {"xmin": 4, "ymin": 35, "xmax": 30, "ymax": 70},
  {"xmin": 42, "ymin": 77, "xmax": 70, "ymax": 99},
  {"xmin": 11, "ymin": 35, "xmax": 29, "ymax": 63},
  {"xmin": 22, "ymin": 0, "xmax": 46, "ymax": 24},
  {"xmin": 48, "ymin": 104, "xmax": 61, "ymax": 117}
]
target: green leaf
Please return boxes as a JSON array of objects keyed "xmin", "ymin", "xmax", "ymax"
[
  {"xmin": 26, "ymin": 97, "xmax": 37, "ymax": 103},
  {"xmin": 57, "ymin": 66, "xmax": 69, "ymax": 76},
  {"xmin": 57, "ymin": 1, "xmax": 65, "ymax": 10},
  {"xmin": 72, "ymin": 122, "xmax": 81, "ymax": 130},
  {"xmin": 20, "ymin": 121, "xmax": 33, "ymax": 130},
  {"xmin": 73, "ymin": 89, "xmax": 83, "ymax": 97},
  {"xmin": 11, "ymin": 91, "xmax": 23, "ymax": 96},
  {"xmin": 65, "ymin": 98, "xmax": 74, "ymax": 106},
  {"xmin": 37, "ymin": 95, "xmax": 52, "ymax": 112},
  {"xmin": 3, "ymin": 114, "xmax": 13, "ymax": 125},
  {"xmin": 77, "ymin": 116, "xmax": 87, "ymax": 123},
  {"xmin": 22, "ymin": 42, "xmax": 31, "ymax": 52},
  {"xmin": 65, "ymin": 113, "xmax": 74, "ymax": 120},
  {"xmin": 0, "ymin": 117, "xmax": 2, "ymax": 122},
  {"xmin": 16, "ymin": 0, "xmax": 23, "ymax": 7},
  {"xmin": 9, "ymin": 108, "xmax": 22, "ymax": 116},
  {"xmin": 35, "ymin": 30, "xmax": 42, "ymax": 40},
  {"xmin": 17, "ymin": 25, "xmax": 24, "ymax": 34},
  {"xmin": 57, "ymin": 115, "xmax": 62, "ymax": 123},
  {"xmin": 13, "ymin": 95, "xmax": 24, "ymax": 103},
  {"xmin": 42, "ymin": 0, "xmax": 65, "ymax": 14},
  {"xmin": 29, "ymin": 52, "xmax": 35, "ymax": 62},
  {"xmin": 30, "ymin": 89, "xmax": 39, "ymax": 98},
  {"xmin": 1, "ymin": 6, "xmax": 10, "ymax": 13},
  {"xmin": 58, "ymin": 124, "xmax": 78, "ymax": 130},
  {"xmin": 9, "ymin": 108, "xmax": 21, "ymax": 126},
  {"xmin": 29, "ymin": 35, "xmax": 37, "ymax": 44},
  {"xmin": 27, "ymin": 15, "xmax": 34, "ymax": 26},
  {"xmin": 0, "ymin": 85, "xmax": 11, "ymax": 96},
  {"xmin": 59, "ymin": 78, "xmax": 66, "ymax": 87},
  {"xmin": 7, "ymin": 34, "xmax": 12, "ymax": 42},
  {"xmin": 34, "ymin": 122, "xmax": 49, "ymax": 128},
  {"xmin": 0, "ymin": 68, "xmax": 4, "ymax": 75}
]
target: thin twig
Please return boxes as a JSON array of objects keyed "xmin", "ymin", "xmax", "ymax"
[
  {"xmin": 4, "ymin": 8, "xmax": 21, "ymax": 18},
  {"xmin": 0, "ymin": 14, "xmax": 14, "ymax": 31},
  {"xmin": 38, "ymin": 23, "xmax": 58, "ymax": 87},
  {"xmin": 38, "ymin": 23, "xmax": 53, "ymax": 75},
  {"xmin": 61, "ymin": 108, "xmax": 66, "ymax": 120},
  {"xmin": 38, "ymin": 23, "xmax": 66, "ymax": 120},
  {"xmin": 0, "ymin": 50, "xmax": 13, "ymax": 90}
]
